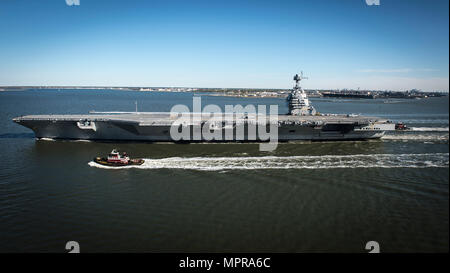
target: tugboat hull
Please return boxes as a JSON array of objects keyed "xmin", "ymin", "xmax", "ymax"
[{"xmin": 93, "ymin": 157, "xmax": 145, "ymax": 167}]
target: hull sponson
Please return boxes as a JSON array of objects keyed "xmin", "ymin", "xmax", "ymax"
[{"xmin": 13, "ymin": 113, "xmax": 387, "ymax": 141}]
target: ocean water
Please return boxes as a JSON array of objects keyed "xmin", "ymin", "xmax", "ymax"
[{"xmin": 0, "ymin": 90, "xmax": 448, "ymax": 252}]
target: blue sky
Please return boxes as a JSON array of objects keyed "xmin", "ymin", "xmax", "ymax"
[{"xmin": 0, "ymin": 0, "xmax": 448, "ymax": 91}]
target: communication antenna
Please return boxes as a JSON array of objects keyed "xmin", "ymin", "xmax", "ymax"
[
  {"xmin": 294, "ymin": 70, "xmax": 308, "ymax": 89},
  {"xmin": 300, "ymin": 71, "xmax": 309, "ymax": 80}
]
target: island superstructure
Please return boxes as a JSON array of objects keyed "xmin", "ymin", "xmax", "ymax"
[{"xmin": 12, "ymin": 73, "xmax": 395, "ymax": 141}]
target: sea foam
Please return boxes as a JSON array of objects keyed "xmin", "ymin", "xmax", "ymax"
[{"xmin": 88, "ymin": 153, "xmax": 449, "ymax": 171}]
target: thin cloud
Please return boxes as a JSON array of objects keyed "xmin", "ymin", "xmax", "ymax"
[
  {"xmin": 357, "ymin": 68, "xmax": 438, "ymax": 73},
  {"xmin": 308, "ymin": 76, "xmax": 449, "ymax": 92}
]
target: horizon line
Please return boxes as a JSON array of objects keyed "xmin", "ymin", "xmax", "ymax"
[{"xmin": 0, "ymin": 85, "xmax": 448, "ymax": 93}]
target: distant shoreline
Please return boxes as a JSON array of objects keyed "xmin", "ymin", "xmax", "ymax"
[{"xmin": 0, "ymin": 86, "xmax": 447, "ymax": 99}]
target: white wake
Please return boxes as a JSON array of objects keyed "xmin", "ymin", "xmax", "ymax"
[
  {"xmin": 410, "ymin": 127, "xmax": 449, "ymax": 132},
  {"xmin": 88, "ymin": 153, "xmax": 449, "ymax": 171},
  {"xmin": 382, "ymin": 133, "xmax": 449, "ymax": 141}
]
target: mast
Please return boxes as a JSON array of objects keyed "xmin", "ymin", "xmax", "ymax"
[{"xmin": 293, "ymin": 71, "xmax": 308, "ymax": 90}]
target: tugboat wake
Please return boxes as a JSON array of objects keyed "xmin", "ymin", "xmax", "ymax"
[{"xmin": 88, "ymin": 153, "xmax": 449, "ymax": 171}]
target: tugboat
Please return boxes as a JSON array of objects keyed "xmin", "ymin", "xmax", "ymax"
[
  {"xmin": 94, "ymin": 149, "xmax": 144, "ymax": 166},
  {"xmin": 395, "ymin": 122, "xmax": 410, "ymax": 131}
]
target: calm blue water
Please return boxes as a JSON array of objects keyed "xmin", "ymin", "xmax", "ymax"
[{"xmin": 0, "ymin": 90, "xmax": 448, "ymax": 252}]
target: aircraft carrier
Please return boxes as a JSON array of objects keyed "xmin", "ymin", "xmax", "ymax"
[{"xmin": 12, "ymin": 73, "xmax": 395, "ymax": 142}]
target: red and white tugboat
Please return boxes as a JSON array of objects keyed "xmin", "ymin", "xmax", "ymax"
[
  {"xmin": 94, "ymin": 149, "xmax": 144, "ymax": 166},
  {"xmin": 395, "ymin": 122, "xmax": 410, "ymax": 131}
]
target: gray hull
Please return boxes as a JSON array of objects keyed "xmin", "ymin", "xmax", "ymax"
[{"xmin": 13, "ymin": 113, "xmax": 387, "ymax": 141}]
